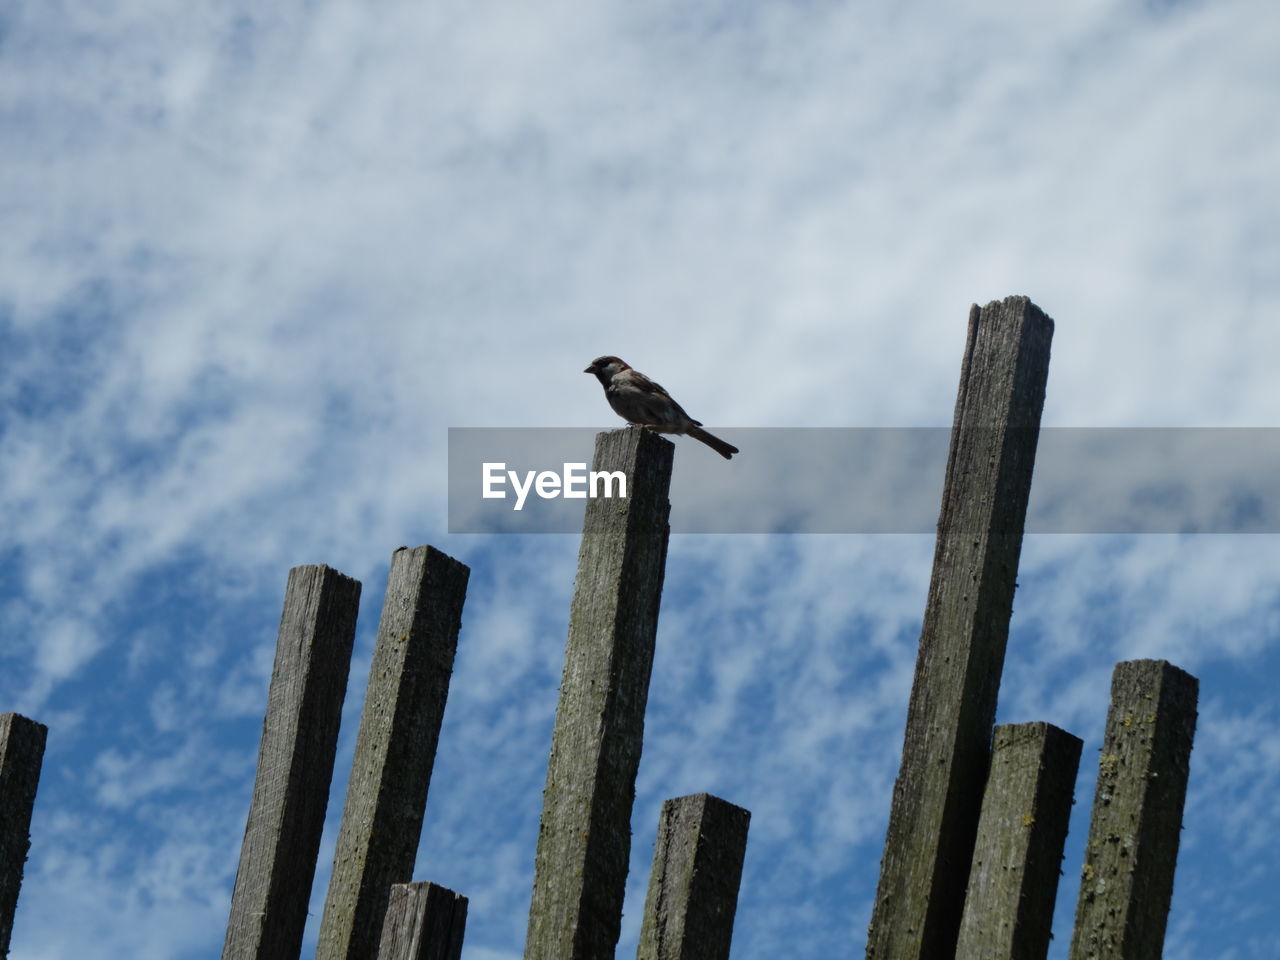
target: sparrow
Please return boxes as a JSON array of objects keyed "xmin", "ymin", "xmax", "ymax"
[{"xmin": 584, "ymin": 356, "xmax": 739, "ymax": 460}]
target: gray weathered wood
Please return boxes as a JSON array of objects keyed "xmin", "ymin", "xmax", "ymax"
[
  {"xmin": 956, "ymin": 722, "xmax": 1083, "ymax": 960},
  {"xmin": 376, "ymin": 882, "xmax": 467, "ymax": 960},
  {"xmin": 524, "ymin": 427, "xmax": 674, "ymax": 960},
  {"xmin": 221, "ymin": 565, "xmax": 361, "ymax": 960},
  {"xmin": 0, "ymin": 713, "xmax": 47, "ymax": 959},
  {"xmin": 1069, "ymin": 660, "xmax": 1198, "ymax": 960},
  {"xmin": 636, "ymin": 793, "xmax": 751, "ymax": 960},
  {"xmin": 316, "ymin": 546, "xmax": 470, "ymax": 960},
  {"xmin": 867, "ymin": 296, "xmax": 1054, "ymax": 960}
]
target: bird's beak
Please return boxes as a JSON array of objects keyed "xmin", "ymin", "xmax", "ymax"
[{"xmin": 583, "ymin": 364, "xmax": 595, "ymax": 374}]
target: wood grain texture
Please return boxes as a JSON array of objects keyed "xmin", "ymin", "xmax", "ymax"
[
  {"xmin": 0, "ymin": 712, "xmax": 47, "ymax": 959},
  {"xmin": 867, "ymin": 296, "xmax": 1054, "ymax": 960},
  {"xmin": 636, "ymin": 794, "xmax": 751, "ymax": 960},
  {"xmin": 316, "ymin": 546, "xmax": 470, "ymax": 960},
  {"xmin": 524, "ymin": 427, "xmax": 674, "ymax": 960},
  {"xmin": 956, "ymin": 722, "xmax": 1083, "ymax": 960},
  {"xmin": 1069, "ymin": 660, "xmax": 1198, "ymax": 960},
  {"xmin": 376, "ymin": 882, "xmax": 467, "ymax": 960},
  {"xmin": 221, "ymin": 565, "xmax": 361, "ymax": 960}
]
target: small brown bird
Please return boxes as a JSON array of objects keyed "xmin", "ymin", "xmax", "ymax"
[{"xmin": 584, "ymin": 356, "xmax": 739, "ymax": 459}]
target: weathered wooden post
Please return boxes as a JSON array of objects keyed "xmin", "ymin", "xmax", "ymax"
[
  {"xmin": 636, "ymin": 793, "xmax": 750, "ymax": 960},
  {"xmin": 376, "ymin": 882, "xmax": 467, "ymax": 960},
  {"xmin": 1069, "ymin": 659, "xmax": 1198, "ymax": 960},
  {"xmin": 955, "ymin": 722, "xmax": 1083, "ymax": 960},
  {"xmin": 221, "ymin": 565, "xmax": 361, "ymax": 960},
  {"xmin": 867, "ymin": 296, "xmax": 1054, "ymax": 959},
  {"xmin": 316, "ymin": 545, "xmax": 470, "ymax": 960},
  {"xmin": 0, "ymin": 712, "xmax": 47, "ymax": 959},
  {"xmin": 524, "ymin": 427, "xmax": 674, "ymax": 960}
]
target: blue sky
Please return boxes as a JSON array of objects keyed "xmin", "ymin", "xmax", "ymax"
[{"xmin": 3, "ymin": 1, "xmax": 1279, "ymax": 958}]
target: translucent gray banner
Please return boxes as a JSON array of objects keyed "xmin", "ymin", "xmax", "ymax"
[{"xmin": 447, "ymin": 428, "xmax": 1280, "ymax": 534}]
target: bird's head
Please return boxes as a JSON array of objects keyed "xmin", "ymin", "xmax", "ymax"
[{"xmin": 584, "ymin": 356, "xmax": 629, "ymax": 384}]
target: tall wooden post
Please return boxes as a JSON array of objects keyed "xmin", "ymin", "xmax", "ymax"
[
  {"xmin": 867, "ymin": 296, "xmax": 1054, "ymax": 959},
  {"xmin": 1069, "ymin": 660, "xmax": 1198, "ymax": 960},
  {"xmin": 222, "ymin": 565, "xmax": 361, "ymax": 960},
  {"xmin": 317, "ymin": 546, "xmax": 470, "ymax": 960},
  {"xmin": 524, "ymin": 428, "xmax": 674, "ymax": 960},
  {"xmin": 0, "ymin": 713, "xmax": 47, "ymax": 959}
]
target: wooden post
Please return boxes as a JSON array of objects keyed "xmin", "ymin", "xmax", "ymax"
[
  {"xmin": 955, "ymin": 722, "xmax": 1083, "ymax": 960},
  {"xmin": 376, "ymin": 882, "xmax": 467, "ymax": 960},
  {"xmin": 1069, "ymin": 660, "xmax": 1198, "ymax": 960},
  {"xmin": 524, "ymin": 427, "xmax": 674, "ymax": 960},
  {"xmin": 316, "ymin": 546, "xmax": 470, "ymax": 960},
  {"xmin": 221, "ymin": 565, "xmax": 361, "ymax": 960},
  {"xmin": 0, "ymin": 713, "xmax": 47, "ymax": 959},
  {"xmin": 867, "ymin": 296, "xmax": 1054, "ymax": 960},
  {"xmin": 636, "ymin": 793, "xmax": 751, "ymax": 960}
]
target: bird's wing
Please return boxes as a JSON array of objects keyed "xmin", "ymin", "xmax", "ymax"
[{"xmin": 621, "ymin": 372, "xmax": 701, "ymax": 426}]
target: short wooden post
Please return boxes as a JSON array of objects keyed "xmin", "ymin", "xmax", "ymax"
[
  {"xmin": 956, "ymin": 722, "xmax": 1083, "ymax": 960},
  {"xmin": 0, "ymin": 713, "xmax": 47, "ymax": 959},
  {"xmin": 316, "ymin": 546, "xmax": 470, "ymax": 960},
  {"xmin": 1069, "ymin": 660, "xmax": 1198, "ymax": 960},
  {"xmin": 867, "ymin": 296, "xmax": 1054, "ymax": 960},
  {"xmin": 524, "ymin": 428, "xmax": 674, "ymax": 960},
  {"xmin": 221, "ymin": 565, "xmax": 361, "ymax": 960},
  {"xmin": 376, "ymin": 882, "xmax": 467, "ymax": 960},
  {"xmin": 636, "ymin": 793, "xmax": 751, "ymax": 960}
]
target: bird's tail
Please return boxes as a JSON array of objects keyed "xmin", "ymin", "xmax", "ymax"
[{"xmin": 687, "ymin": 426, "xmax": 738, "ymax": 460}]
